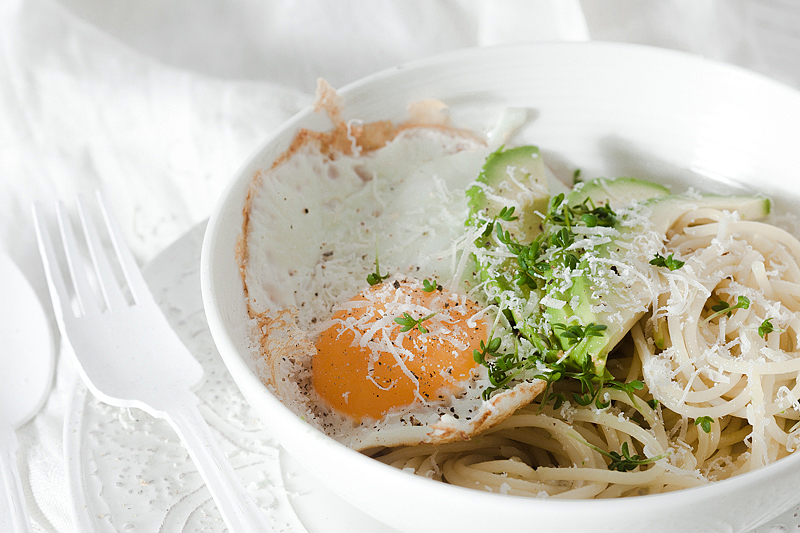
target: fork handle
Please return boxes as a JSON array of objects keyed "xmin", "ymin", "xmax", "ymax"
[
  {"xmin": 0, "ymin": 423, "xmax": 33, "ymax": 533},
  {"xmin": 163, "ymin": 395, "xmax": 274, "ymax": 533}
]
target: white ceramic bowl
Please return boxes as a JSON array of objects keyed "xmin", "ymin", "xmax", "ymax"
[{"xmin": 201, "ymin": 42, "xmax": 800, "ymax": 533}]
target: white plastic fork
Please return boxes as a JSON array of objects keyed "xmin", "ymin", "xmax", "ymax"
[{"xmin": 33, "ymin": 193, "xmax": 274, "ymax": 532}]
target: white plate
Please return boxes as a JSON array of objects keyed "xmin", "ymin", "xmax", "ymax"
[{"xmin": 202, "ymin": 42, "xmax": 800, "ymax": 533}]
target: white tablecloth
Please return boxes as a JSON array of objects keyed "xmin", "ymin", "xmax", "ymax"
[{"xmin": 2, "ymin": 0, "xmax": 800, "ymax": 531}]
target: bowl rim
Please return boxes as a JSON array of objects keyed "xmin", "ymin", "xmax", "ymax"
[{"xmin": 200, "ymin": 39, "xmax": 800, "ymax": 518}]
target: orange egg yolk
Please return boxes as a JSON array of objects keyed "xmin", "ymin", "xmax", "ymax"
[{"xmin": 312, "ymin": 279, "xmax": 486, "ymax": 421}]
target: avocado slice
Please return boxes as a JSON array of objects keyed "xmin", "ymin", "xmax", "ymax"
[
  {"xmin": 568, "ymin": 177, "xmax": 671, "ymax": 209},
  {"xmin": 467, "ymin": 145, "xmax": 551, "ymax": 243}
]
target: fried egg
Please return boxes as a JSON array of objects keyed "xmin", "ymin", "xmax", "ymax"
[{"xmin": 241, "ymin": 93, "xmax": 545, "ymax": 450}]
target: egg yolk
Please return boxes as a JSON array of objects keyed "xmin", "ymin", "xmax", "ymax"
[{"xmin": 312, "ymin": 279, "xmax": 486, "ymax": 421}]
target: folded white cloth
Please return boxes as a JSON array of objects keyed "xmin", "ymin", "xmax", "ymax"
[{"xmin": 2, "ymin": 0, "xmax": 800, "ymax": 531}]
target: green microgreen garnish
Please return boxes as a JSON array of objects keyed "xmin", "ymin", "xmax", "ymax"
[
  {"xmin": 758, "ymin": 318, "xmax": 783, "ymax": 339},
  {"xmin": 473, "ymin": 336, "xmax": 503, "ymax": 365},
  {"xmin": 533, "ymin": 359, "xmax": 648, "ymax": 412},
  {"xmin": 600, "ymin": 441, "xmax": 667, "ymax": 472},
  {"xmin": 394, "ymin": 312, "xmax": 437, "ymax": 334},
  {"xmin": 495, "ymin": 223, "xmax": 517, "ymax": 250},
  {"xmin": 552, "ymin": 322, "xmax": 607, "ymax": 346},
  {"xmin": 474, "ymin": 337, "xmax": 529, "ymax": 400},
  {"xmin": 479, "ymin": 206, "xmax": 519, "ymax": 239},
  {"xmin": 573, "ymin": 168, "xmax": 582, "ymax": 184},
  {"xmin": 550, "ymin": 227, "xmax": 574, "ymax": 248},
  {"xmin": 650, "ymin": 252, "xmax": 685, "ymax": 271},
  {"xmin": 705, "ymin": 296, "xmax": 750, "ymax": 322},
  {"xmin": 422, "ymin": 279, "xmax": 438, "ymax": 292},
  {"xmin": 498, "ymin": 206, "xmax": 518, "ymax": 221},
  {"xmin": 366, "ymin": 251, "xmax": 390, "ymax": 286},
  {"xmin": 537, "ymin": 356, "xmax": 601, "ymax": 408},
  {"xmin": 694, "ymin": 416, "xmax": 714, "ymax": 434},
  {"xmin": 608, "ymin": 379, "xmax": 645, "ymax": 406},
  {"xmin": 544, "ymin": 193, "xmax": 617, "ymax": 229},
  {"xmin": 570, "ymin": 434, "xmax": 668, "ymax": 472}
]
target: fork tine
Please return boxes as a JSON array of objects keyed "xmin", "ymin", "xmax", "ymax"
[
  {"xmin": 56, "ymin": 201, "xmax": 101, "ymax": 317},
  {"xmin": 93, "ymin": 192, "xmax": 152, "ymax": 305},
  {"xmin": 75, "ymin": 194, "xmax": 129, "ymax": 312},
  {"xmin": 32, "ymin": 204, "xmax": 74, "ymax": 321}
]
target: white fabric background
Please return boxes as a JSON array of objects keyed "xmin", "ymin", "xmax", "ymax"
[{"xmin": 2, "ymin": 0, "xmax": 799, "ymax": 531}]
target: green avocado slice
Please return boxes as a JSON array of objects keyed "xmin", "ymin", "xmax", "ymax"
[{"xmin": 467, "ymin": 145, "xmax": 550, "ymax": 243}]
